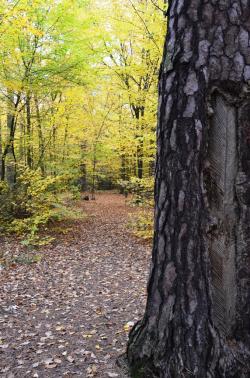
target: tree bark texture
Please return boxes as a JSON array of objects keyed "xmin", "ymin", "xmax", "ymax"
[{"xmin": 127, "ymin": 0, "xmax": 250, "ymax": 377}]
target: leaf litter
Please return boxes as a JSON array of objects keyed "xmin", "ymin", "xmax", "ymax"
[{"xmin": 0, "ymin": 193, "xmax": 151, "ymax": 377}]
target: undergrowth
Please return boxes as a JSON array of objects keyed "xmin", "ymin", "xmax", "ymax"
[
  {"xmin": 122, "ymin": 177, "xmax": 154, "ymax": 241},
  {"xmin": 0, "ymin": 166, "xmax": 84, "ymax": 247},
  {"xmin": 128, "ymin": 209, "xmax": 153, "ymax": 240}
]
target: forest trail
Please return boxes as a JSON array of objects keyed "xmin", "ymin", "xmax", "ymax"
[{"xmin": 0, "ymin": 193, "xmax": 151, "ymax": 378}]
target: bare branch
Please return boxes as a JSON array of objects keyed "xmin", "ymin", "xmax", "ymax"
[{"xmin": 149, "ymin": 0, "xmax": 166, "ymax": 15}]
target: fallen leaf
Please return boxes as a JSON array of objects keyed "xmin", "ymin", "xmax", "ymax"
[
  {"xmin": 123, "ymin": 321, "xmax": 135, "ymax": 332},
  {"xmin": 45, "ymin": 363, "xmax": 57, "ymax": 369},
  {"xmin": 54, "ymin": 358, "xmax": 62, "ymax": 364},
  {"xmin": 55, "ymin": 325, "xmax": 65, "ymax": 331},
  {"xmin": 66, "ymin": 356, "xmax": 74, "ymax": 363},
  {"xmin": 86, "ymin": 364, "xmax": 97, "ymax": 377}
]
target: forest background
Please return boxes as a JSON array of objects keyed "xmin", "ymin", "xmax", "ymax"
[{"xmin": 0, "ymin": 0, "xmax": 166, "ymax": 247}]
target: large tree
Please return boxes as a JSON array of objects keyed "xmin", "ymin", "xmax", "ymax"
[{"xmin": 127, "ymin": 0, "xmax": 250, "ymax": 377}]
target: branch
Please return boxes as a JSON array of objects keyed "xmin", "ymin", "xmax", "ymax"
[
  {"xmin": 128, "ymin": 0, "xmax": 161, "ymax": 53},
  {"xmin": 149, "ymin": 0, "xmax": 166, "ymax": 15}
]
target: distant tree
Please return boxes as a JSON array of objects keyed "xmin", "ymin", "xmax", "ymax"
[
  {"xmin": 127, "ymin": 0, "xmax": 250, "ymax": 377},
  {"xmin": 0, "ymin": 0, "xmax": 91, "ymax": 181},
  {"xmin": 100, "ymin": 0, "xmax": 165, "ymax": 180}
]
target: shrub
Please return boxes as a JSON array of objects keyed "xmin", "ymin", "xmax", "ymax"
[
  {"xmin": 120, "ymin": 177, "xmax": 154, "ymax": 241},
  {"xmin": 128, "ymin": 209, "xmax": 154, "ymax": 240},
  {"xmin": 0, "ymin": 166, "xmax": 61, "ymax": 243},
  {"xmin": 118, "ymin": 177, "xmax": 154, "ymax": 206}
]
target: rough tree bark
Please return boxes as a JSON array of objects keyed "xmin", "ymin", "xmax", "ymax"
[{"xmin": 127, "ymin": 0, "xmax": 250, "ymax": 377}]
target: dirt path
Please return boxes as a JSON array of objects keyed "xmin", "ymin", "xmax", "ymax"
[{"xmin": 0, "ymin": 193, "xmax": 151, "ymax": 378}]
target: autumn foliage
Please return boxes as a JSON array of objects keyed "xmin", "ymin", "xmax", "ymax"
[{"xmin": 0, "ymin": 0, "xmax": 166, "ymax": 241}]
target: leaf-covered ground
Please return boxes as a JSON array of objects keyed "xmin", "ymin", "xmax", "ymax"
[{"xmin": 0, "ymin": 193, "xmax": 151, "ymax": 378}]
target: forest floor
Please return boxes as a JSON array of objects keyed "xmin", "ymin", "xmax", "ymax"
[{"xmin": 0, "ymin": 193, "xmax": 151, "ymax": 378}]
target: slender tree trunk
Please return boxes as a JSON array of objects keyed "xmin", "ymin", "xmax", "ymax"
[
  {"xmin": 120, "ymin": 153, "xmax": 127, "ymax": 180},
  {"xmin": 133, "ymin": 105, "xmax": 144, "ymax": 179},
  {"xmin": 19, "ymin": 118, "xmax": 25, "ymax": 163},
  {"xmin": 149, "ymin": 158, "xmax": 155, "ymax": 177},
  {"xmin": 118, "ymin": 108, "xmax": 128, "ymax": 185},
  {"xmin": 0, "ymin": 119, "xmax": 2, "ymax": 179},
  {"xmin": 62, "ymin": 118, "xmax": 69, "ymax": 163},
  {"xmin": 1, "ymin": 93, "xmax": 19, "ymax": 183},
  {"xmin": 91, "ymin": 149, "xmax": 97, "ymax": 200},
  {"xmin": 127, "ymin": 1, "xmax": 250, "ymax": 377},
  {"xmin": 80, "ymin": 163, "xmax": 87, "ymax": 192},
  {"xmin": 35, "ymin": 97, "xmax": 45, "ymax": 175},
  {"xmin": 80, "ymin": 141, "xmax": 88, "ymax": 192},
  {"xmin": 3, "ymin": 114, "xmax": 16, "ymax": 185},
  {"xmin": 26, "ymin": 94, "xmax": 32, "ymax": 169},
  {"xmin": 52, "ymin": 125, "xmax": 56, "ymax": 176},
  {"xmin": 137, "ymin": 143, "xmax": 143, "ymax": 179}
]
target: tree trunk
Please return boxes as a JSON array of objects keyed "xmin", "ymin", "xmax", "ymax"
[
  {"xmin": 35, "ymin": 97, "xmax": 45, "ymax": 175},
  {"xmin": 91, "ymin": 151, "xmax": 97, "ymax": 200},
  {"xmin": 1, "ymin": 93, "xmax": 19, "ymax": 183},
  {"xmin": 26, "ymin": 94, "xmax": 32, "ymax": 169},
  {"xmin": 127, "ymin": 1, "xmax": 250, "ymax": 377},
  {"xmin": 80, "ymin": 163, "xmax": 87, "ymax": 192},
  {"xmin": 0, "ymin": 118, "xmax": 2, "ymax": 179},
  {"xmin": 133, "ymin": 105, "xmax": 144, "ymax": 179}
]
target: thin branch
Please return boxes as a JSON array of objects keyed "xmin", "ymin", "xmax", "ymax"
[
  {"xmin": 149, "ymin": 0, "xmax": 166, "ymax": 15},
  {"xmin": 128, "ymin": 0, "xmax": 161, "ymax": 53}
]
